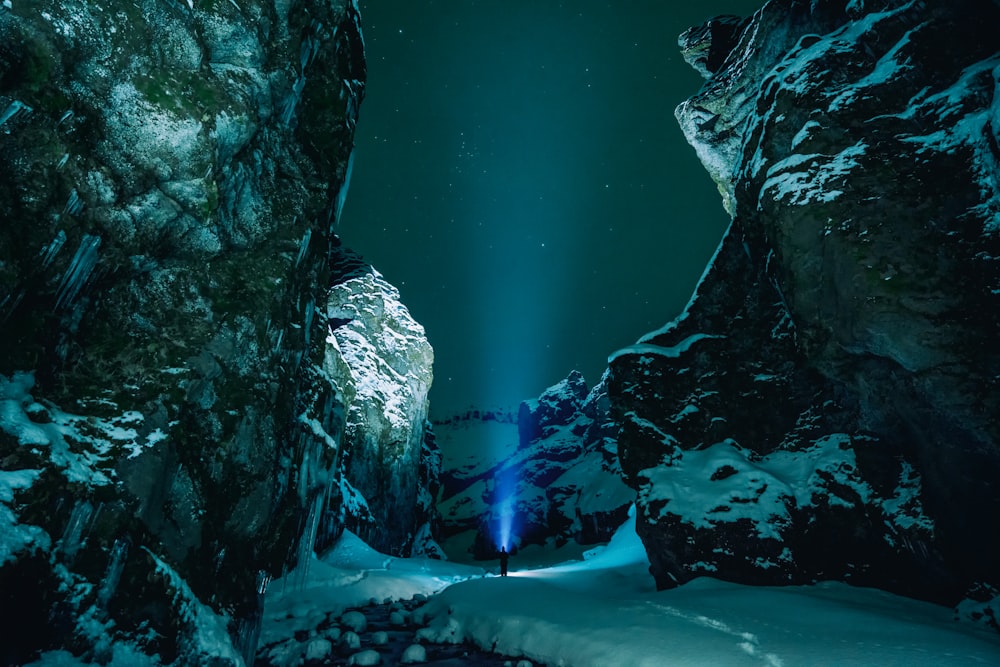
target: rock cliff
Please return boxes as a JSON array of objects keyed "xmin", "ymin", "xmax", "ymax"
[
  {"xmin": 609, "ymin": 0, "xmax": 1000, "ymax": 607},
  {"xmin": 324, "ymin": 248, "xmax": 435, "ymax": 557},
  {"xmin": 0, "ymin": 0, "xmax": 432, "ymax": 663}
]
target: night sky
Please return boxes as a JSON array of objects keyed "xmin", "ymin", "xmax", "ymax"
[{"xmin": 342, "ymin": 1, "xmax": 763, "ymax": 417}]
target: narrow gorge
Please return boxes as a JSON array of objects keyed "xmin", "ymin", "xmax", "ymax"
[{"xmin": 1, "ymin": 0, "xmax": 999, "ymax": 665}]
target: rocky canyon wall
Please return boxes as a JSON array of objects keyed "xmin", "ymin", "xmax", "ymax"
[
  {"xmin": 0, "ymin": 0, "xmax": 433, "ymax": 663},
  {"xmin": 609, "ymin": 0, "xmax": 1000, "ymax": 612}
]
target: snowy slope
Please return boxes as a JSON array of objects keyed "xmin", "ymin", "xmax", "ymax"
[{"xmin": 241, "ymin": 512, "xmax": 1000, "ymax": 667}]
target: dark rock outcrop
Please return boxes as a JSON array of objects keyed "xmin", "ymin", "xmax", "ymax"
[
  {"xmin": 0, "ymin": 0, "xmax": 429, "ymax": 663},
  {"xmin": 609, "ymin": 0, "xmax": 1000, "ymax": 606},
  {"xmin": 436, "ymin": 373, "xmax": 633, "ymax": 559}
]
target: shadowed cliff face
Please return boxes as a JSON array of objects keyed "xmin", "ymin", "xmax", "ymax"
[
  {"xmin": 609, "ymin": 0, "xmax": 1000, "ymax": 606},
  {"xmin": 0, "ymin": 0, "xmax": 433, "ymax": 663}
]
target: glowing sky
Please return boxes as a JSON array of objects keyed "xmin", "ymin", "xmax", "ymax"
[{"xmin": 342, "ymin": 1, "xmax": 763, "ymax": 417}]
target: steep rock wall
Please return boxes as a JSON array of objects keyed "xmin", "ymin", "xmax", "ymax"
[
  {"xmin": 324, "ymin": 248, "xmax": 435, "ymax": 556},
  {"xmin": 609, "ymin": 0, "xmax": 1000, "ymax": 606},
  {"xmin": 0, "ymin": 0, "xmax": 432, "ymax": 663}
]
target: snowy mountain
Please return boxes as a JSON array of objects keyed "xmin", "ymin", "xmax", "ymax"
[
  {"xmin": 434, "ymin": 371, "xmax": 632, "ymax": 560},
  {"xmin": 609, "ymin": 0, "xmax": 1000, "ymax": 618}
]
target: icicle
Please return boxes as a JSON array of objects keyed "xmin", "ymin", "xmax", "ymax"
[
  {"xmin": 63, "ymin": 188, "xmax": 84, "ymax": 216},
  {"xmin": 39, "ymin": 230, "xmax": 67, "ymax": 268},
  {"xmin": 293, "ymin": 494, "xmax": 323, "ymax": 591},
  {"xmin": 234, "ymin": 571, "xmax": 271, "ymax": 666},
  {"xmin": 56, "ymin": 153, "xmax": 69, "ymax": 170},
  {"xmin": 214, "ymin": 546, "xmax": 227, "ymax": 575},
  {"xmin": 280, "ymin": 75, "xmax": 306, "ymax": 126},
  {"xmin": 256, "ymin": 569, "xmax": 271, "ymax": 596},
  {"xmin": 294, "ymin": 227, "xmax": 311, "ymax": 267},
  {"xmin": 334, "ymin": 150, "xmax": 354, "ymax": 226},
  {"xmin": 57, "ymin": 110, "xmax": 73, "ymax": 126},
  {"xmin": 55, "ymin": 234, "xmax": 101, "ymax": 310},
  {"xmin": 59, "ymin": 500, "xmax": 94, "ymax": 563},
  {"xmin": 302, "ymin": 297, "xmax": 315, "ymax": 349},
  {"xmin": 97, "ymin": 538, "xmax": 129, "ymax": 608},
  {"xmin": 0, "ymin": 100, "xmax": 32, "ymax": 130}
]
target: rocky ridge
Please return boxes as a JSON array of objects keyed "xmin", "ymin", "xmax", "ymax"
[{"xmin": 609, "ymin": 0, "xmax": 1000, "ymax": 613}]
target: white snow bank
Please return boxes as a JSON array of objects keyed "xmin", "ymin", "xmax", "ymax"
[
  {"xmin": 414, "ymin": 508, "xmax": 1000, "ymax": 667},
  {"xmin": 260, "ymin": 529, "xmax": 487, "ymax": 645}
]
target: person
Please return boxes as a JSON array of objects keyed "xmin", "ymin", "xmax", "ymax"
[{"xmin": 499, "ymin": 546, "xmax": 509, "ymax": 577}]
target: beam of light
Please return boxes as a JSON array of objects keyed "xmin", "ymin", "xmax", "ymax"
[{"xmin": 490, "ymin": 465, "xmax": 521, "ymax": 551}]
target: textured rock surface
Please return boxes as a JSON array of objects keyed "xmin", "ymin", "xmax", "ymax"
[
  {"xmin": 0, "ymin": 0, "xmax": 435, "ymax": 663},
  {"xmin": 609, "ymin": 0, "xmax": 1000, "ymax": 606},
  {"xmin": 323, "ymin": 248, "xmax": 435, "ymax": 557},
  {"xmin": 436, "ymin": 373, "xmax": 632, "ymax": 559}
]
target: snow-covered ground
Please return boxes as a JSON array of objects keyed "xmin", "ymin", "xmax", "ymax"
[{"xmin": 261, "ymin": 509, "xmax": 1000, "ymax": 667}]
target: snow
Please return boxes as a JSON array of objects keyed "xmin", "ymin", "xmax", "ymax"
[
  {"xmin": 0, "ymin": 468, "xmax": 50, "ymax": 565},
  {"xmin": 609, "ymin": 333, "xmax": 725, "ymax": 364},
  {"xmin": 260, "ymin": 528, "xmax": 486, "ymax": 648},
  {"xmin": 638, "ymin": 435, "xmax": 934, "ymax": 543},
  {"xmin": 0, "ymin": 372, "xmax": 165, "ymax": 485},
  {"xmin": 760, "ymin": 141, "xmax": 867, "ymax": 208},
  {"xmin": 143, "ymin": 548, "xmax": 244, "ymax": 665},
  {"xmin": 260, "ymin": 509, "xmax": 1000, "ymax": 667}
]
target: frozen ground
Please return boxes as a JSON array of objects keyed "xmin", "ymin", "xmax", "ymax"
[{"xmin": 259, "ymin": 508, "xmax": 1000, "ymax": 667}]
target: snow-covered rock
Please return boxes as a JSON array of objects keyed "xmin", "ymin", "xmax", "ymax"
[
  {"xmin": 400, "ymin": 643, "xmax": 427, "ymax": 664},
  {"xmin": 610, "ymin": 0, "xmax": 1000, "ymax": 606},
  {"xmin": 436, "ymin": 372, "xmax": 633, "ymax": 559},
  {"xmin": 340, "ymin": 609, "xmax": 369, "ymax": 634},
  {"xmin": 323, "ymin": 249, "xmax": 436, "ymax": 556}
]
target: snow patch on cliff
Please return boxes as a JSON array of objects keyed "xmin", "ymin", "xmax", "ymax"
[
  {"xmin": 639, "ymin": 434, "xmax": 933, "ymax": 542},
  {"xmin": 0, "ymin": 372, "xmax": 165, "ymax": 486}
]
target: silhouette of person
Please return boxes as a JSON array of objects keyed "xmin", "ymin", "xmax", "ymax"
[{"xmin": 499, "ymin": 546, "xmax": 509, "ymax": 577}]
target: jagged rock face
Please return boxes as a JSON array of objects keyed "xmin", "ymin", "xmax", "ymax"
[
  {"xmin": 609, "ymin": 0, "xmax": 1000, "ymax": 605},
  {"xmin": 437, "ymin": 373, "xmax": 633, "ymax": 559},
  {"xmin": 0, "ymin": 0, "xmax": 370, "ymax": 663},
  {"xmin": 323, "ymin": 249, "xmax": 435, "ymax": 556},
  {"xmin": 517, "ymin": 369, "xmax": 589, "ymax": 446}
]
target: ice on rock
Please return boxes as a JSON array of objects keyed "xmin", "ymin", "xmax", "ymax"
[
  {"xmin": 97, "ymin": 538, "xmax": 129, "ymax": 608},
  {"xmin": 55, "ymin": 234, "xmax": 101, "ymax": 309},
  {"xmin": 40, "ymin": 230, "xmax": 67, "ymax": 268},
  {"xmin": 0, "ymin": 99, "xmax": 32, "ymax": 130},
  {"xmin": 58, "ymin": 500, "xmax": 95, "ymax": 563}
]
